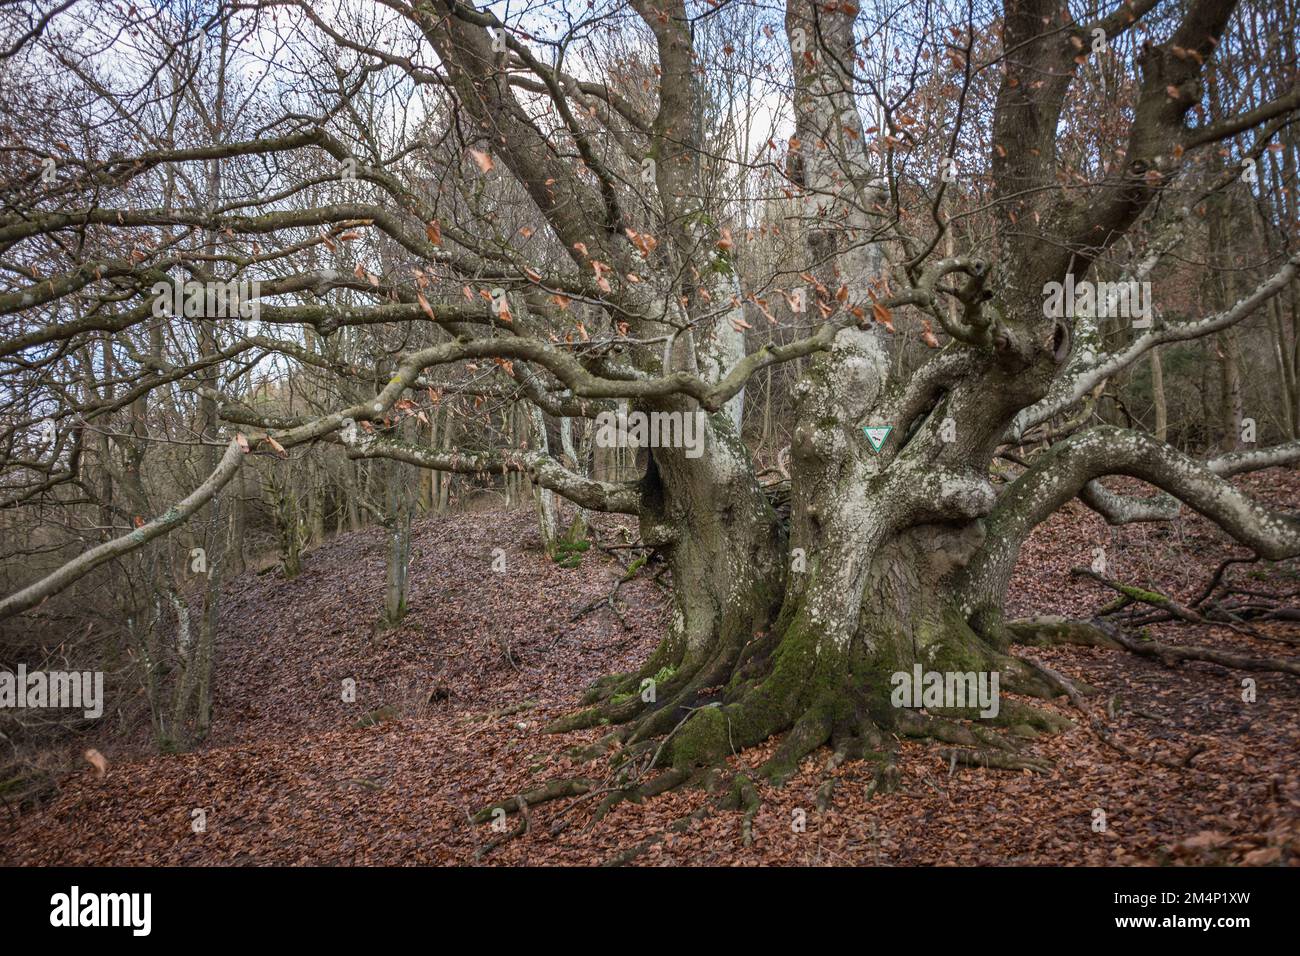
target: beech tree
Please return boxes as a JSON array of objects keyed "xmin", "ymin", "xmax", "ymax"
[{"xmin": 2, "ymin": 0, "xmax": 1299, "ymax": 812}]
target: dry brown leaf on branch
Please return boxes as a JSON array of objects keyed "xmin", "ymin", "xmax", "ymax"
[{"xmin": 872, "ymin": 301, "xmax": 895, "ymax": 332}]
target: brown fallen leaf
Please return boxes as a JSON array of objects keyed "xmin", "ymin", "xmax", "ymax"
[
  {"xmin": 84, "ymin": 748, "xmax": 108, "ymax": 778},
  {"xmin": 1178, "ymin": 830, "xmax": 1230, "ymax": 851},
  {"xmin": 1243, "ymin": 846, "xmax": 1281, "ymax": 865}
]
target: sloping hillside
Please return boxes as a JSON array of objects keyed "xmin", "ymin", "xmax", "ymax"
[{"xmin": 4, "ymin": 474, "xmax": 1299, "ymax": 866}]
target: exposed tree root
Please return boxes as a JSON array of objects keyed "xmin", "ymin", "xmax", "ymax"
[
  {"xmin": 898, "ymin": 709, "xmax": 1055, "ymax": 773},
  {"xmin": 602, "ymin": 740, "xmax": 903, "ymax": 862},
  {"xmin": 587, "ymin": 767, "xmax": 693, "ymax": 828},
  {"xmin": 478, "ymin": 608, "xmax": 1094, "ymax": 855},
  {"xmin": 471, "ymin": 777, "xmax": 598, "ymax": 825},
  {"xmin": 896, "ymin": 710, "xmax": 1015, "ymax": 751},
  {"xmin": 1009, "ymin": 608, "xmax": 1300, "ymax": 780},
  {"xmin": 1072, "ymin": 565, "xmax": 1261, "ymax": 638},
  {"xmin": 548, "ymin": 633, "xmax": 745, "ymax": 736},
  {"xmin": 733, "ymin": 773, "xmax": 761, "ymax": 847},
  {"xmin": 1015, "ymin": 654, "xmax": 1092, "ymax": 707},
  {"xmin": 475, "ymin": 680, "xmax": 1060, "ymax": 857},
  {"xmin": 758, "ymin": 709, "xmax": 835, "ymax": 785},
  {"xmin": 602, "ymin": 801, "xmax": 716, "ymax": 867},
  {"xmin": 1083, "ymin": 713, "xmax": 1212, "ymax": 772},
  {"xmin": 814, "ymin": 776, "xmax": 838, "ymax": 812},
  {"xmin": 1009, "ymin": 615, "xmax": 1300, "ymax": 677},
  {"xmin": 1074, "ymin": 562, "xmax": 1300, "ymax": 642},
  {"xmin": 939, "ymin": 746, "xmax": 1053, "ymax": 774},
  {"xmin": 473, "ymin": 815, "xmax": 528, "ymax": 862},
  {"xmin": 995, "ymin": 648, "xmax": 1091, "ymax": 702},
  {"xmin": 864, "ymin": 750, "xmax": 902, "ymax": 800}
]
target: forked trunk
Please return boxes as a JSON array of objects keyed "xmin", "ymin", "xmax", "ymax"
[{"xmin": 663, "ymin": 329, "xmax": 1065, "ymax": 778}]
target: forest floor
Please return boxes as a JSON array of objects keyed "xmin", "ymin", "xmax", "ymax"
[{"xmin": 4, "ymin": 471, "xmax": 1299, "ymax": 866}]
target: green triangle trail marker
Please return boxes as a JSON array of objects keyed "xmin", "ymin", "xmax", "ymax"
[{"xmin": 862, "ymin": 425, "xmax": 892, "ymax": 452}]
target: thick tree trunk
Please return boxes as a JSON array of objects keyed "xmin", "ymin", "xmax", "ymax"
[
  {"xmin": 661, "ymin": 320, "xmax": 1066, "ymax": 778},
  {"xmin": 668, "ymin": 523, "xmax": 1062, "ymax": 780},
  {"xmin": 549, "ymin": 403, "xmax": 785, "ymax": 735},
  {"xmin": 552, "ymin": 297, "xmax": 1074, "ymax": 780}
]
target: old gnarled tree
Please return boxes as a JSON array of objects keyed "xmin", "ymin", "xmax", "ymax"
[{"xmin": 3, "ymin": 0, "xmax": 1299, "ymax": 838}]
